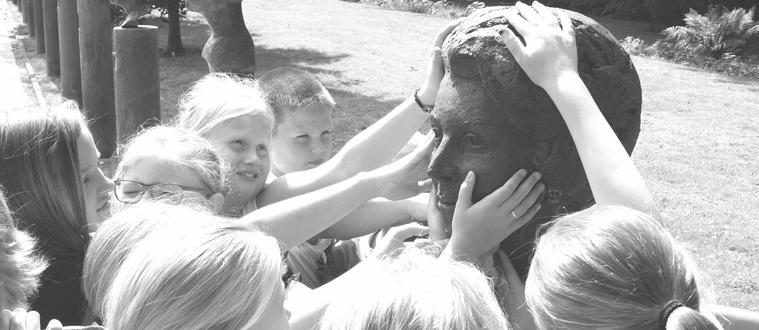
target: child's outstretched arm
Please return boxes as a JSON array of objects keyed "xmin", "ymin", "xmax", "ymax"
[
  {"xmin": 257, "ymin": 20, "xmax": 459, "ymax": 207},
  {"xmin": 501, "ymin": 1, "xmax": 657, "ymax": 216},
  {"xmin": 241, "ymin": 136, "xmax": 434, "ymax": 250},
  {"xmin": 318, "ymin": 196, "xmax": 427, "ymax": 240}
]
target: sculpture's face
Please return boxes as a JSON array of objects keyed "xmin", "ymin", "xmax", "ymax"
[{"xmin": 428, "ymin": 77, "xmax": 528, "ymax": 226}]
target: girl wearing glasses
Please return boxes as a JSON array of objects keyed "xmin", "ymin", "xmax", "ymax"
[{"xmin": 112, "ymin": 125, "xmax": 227, "ymax": 213}]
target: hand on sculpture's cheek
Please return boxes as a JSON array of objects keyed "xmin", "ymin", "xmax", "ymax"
[{"xmin": 428, "ymin": 79, "xmax": 525, "ymax": 231}]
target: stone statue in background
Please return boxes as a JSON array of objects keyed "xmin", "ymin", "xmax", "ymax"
[
  {"xmin": 427, "ymin": 6, "xmax": 642, "ymax": 277},
  {"xmin": 111, "ymin": 0, "xmax": 151, "ymax": 28},
  {"xmin": 186, "ymin": 0, "xmax": 256, "ymax": 76},
  {"xmin": 110, "ymin": 0, "xmax": 256, "ymax": 75}
]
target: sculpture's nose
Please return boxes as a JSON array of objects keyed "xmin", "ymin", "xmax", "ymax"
[{"xmin": 427, "ymin": 140, "xmax": 458, "ymax": 184}]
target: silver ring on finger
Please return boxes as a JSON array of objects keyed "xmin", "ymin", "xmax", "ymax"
[{"xmin": 511, "ymin": 210, "xmax": 518, "ymax": 219}]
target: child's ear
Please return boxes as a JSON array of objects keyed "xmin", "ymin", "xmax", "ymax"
[{"xmin": 209, "ymin": 193, "xmax": 225, "ymax": 214}]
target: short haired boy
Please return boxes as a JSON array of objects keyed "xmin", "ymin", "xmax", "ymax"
[
  {"xmin": 259, "ymin": 67, "xmax": 428, "ymax": 288},
  {"xmin": 260, "ymin": 67, "xmax": 336, "ymax": 177}
]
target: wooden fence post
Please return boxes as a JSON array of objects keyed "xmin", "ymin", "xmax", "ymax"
[
  {"xmin": 113, "ymin": 25, "xmax": 161, "ymax": 143},
  {"xmin": 78, "ymin": 0, "xmax": 116, "ymax": 157},
  {"xmin": 43, "ymin": 0, "xmax": 59, "ymax": 76}
]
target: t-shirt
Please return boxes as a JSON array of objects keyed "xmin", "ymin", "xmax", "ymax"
[
  {"xmin": 285, "ymin": 238, "xmax": 362, "ymax": 289},
  {"xmin": 285, "ymin": 239, "xmax": 334, "ymax": 289}
]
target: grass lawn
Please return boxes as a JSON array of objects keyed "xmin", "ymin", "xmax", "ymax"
[
  {"xmin": 25, "ymin": 0, "xmax": 759, "ymax": 311},
  {"xmin": 163, "ymin": 0, "xmax": 759, "ymax": 310}
]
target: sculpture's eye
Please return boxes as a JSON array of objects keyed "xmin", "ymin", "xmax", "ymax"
[{"xmin": 463, "ymin": 133, "xmax": 485, "ymax": 150}]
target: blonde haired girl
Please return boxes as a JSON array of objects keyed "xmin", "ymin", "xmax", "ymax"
[
  {"xmin": 174, "ymin": 22, "xmax": 459, "ymax": 216},
  {"xmin": 102, "ymin": 209, "xmax": 286, "ymax": 330},
  {"xmin": 98, "ymin": 166, "xmax": 536, "ymax": 330},
  {"xmin": 498, "ymin": 3, "xmax": 759, "ymax": 330},
  {"xmin": 82, "ymin": 202, "xmax": 212, "ymax": 320},
  {"xmin": 526, "ymin": 206, "xmax": 722, "ymax": 330},
  {"xmin": 318, "ymin": 248, "xmax": 511, "ymax": 330},
  {"xmin": 112, "ymin": 125, "xmax": 227, "ymax": 212}
]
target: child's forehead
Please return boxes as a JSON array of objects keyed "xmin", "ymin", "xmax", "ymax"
[
  {"xmin": 279, "ymin": 105, "xmax": 332, "ymax": 126},
  {"xmin": 119, "ymin": 152, "xmax": 206, "ymax": 186},
  {"xmin": 217, "ymin": 114, "xmax": 274, "ymax": 132}
]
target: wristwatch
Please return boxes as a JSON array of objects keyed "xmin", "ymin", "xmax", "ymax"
[{"xmin": 414, "ymin": 89, "xmax": 435, "ymax": 113}]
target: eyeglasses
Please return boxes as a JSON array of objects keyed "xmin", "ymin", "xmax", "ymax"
[{"xmin": 113, "ymin": 179, "xmax": 214, "ymax": 204}]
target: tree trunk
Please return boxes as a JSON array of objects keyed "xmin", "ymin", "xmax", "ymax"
[{"xmin": 164, "ymin": 0, "xmax": 185, "ymax": 56}]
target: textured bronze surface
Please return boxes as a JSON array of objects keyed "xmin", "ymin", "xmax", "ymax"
[{"xmin": 428, "ymin": 6, "xmax": 642, "ymax": 276}]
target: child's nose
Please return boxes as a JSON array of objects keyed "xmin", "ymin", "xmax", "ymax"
[
  {"xmin": 243, "ymin": 152, "xmax": 261, "ymax": 165},
  {"xmin": 310, "ymin": 140, "xmax": 327, "ymax": 154}
]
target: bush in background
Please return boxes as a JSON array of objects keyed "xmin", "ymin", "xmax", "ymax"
[
  {"xmin": 622, "ymin": 36, "xmax": 759, "ymax": 79},
  {"xmin": 662, "ymin": 5, "xmax": 759, "ymax": 58},
  {"xmin": 346, "ymin": 0, "xmax": 485, "ymax": 18},
  {"xmin": 538, "ymin": 0, "xmax": 756, "ymax": 30}
]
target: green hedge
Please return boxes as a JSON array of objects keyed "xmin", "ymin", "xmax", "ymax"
[{"xmin": 468, "ymin": 0, "xmax": 756, "ymax": 25}]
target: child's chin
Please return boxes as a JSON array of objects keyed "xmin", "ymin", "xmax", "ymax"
[{"xmin": 232, "ymin": 179, "xmax": 264, "ymax": 196}]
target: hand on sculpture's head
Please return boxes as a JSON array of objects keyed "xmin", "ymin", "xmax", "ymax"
[
  {"xmin": 418, "ymin": 19, "xmax": 462, "ymax": 106},
  {"xmin": 501, "ymin": 1, "xmax": 579, "ymax": 90}
]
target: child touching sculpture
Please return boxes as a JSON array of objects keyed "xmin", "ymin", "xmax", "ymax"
[
  {"xmin": 427, "ymin": 0, "xmax": 645, "ymax": 277},
  {"xmin": 259, "ymin": 67, "xmax": 335, "ymax": 176},
  {"xmin": 90, "ymin": 162, "xmax": 538, "ymax": 330},
  {"xmin": 485, "ymin": 3, "xmax": 759, "ymax": 329},
  {"xmin": 174, "ymin": 20, "xmax": 459, "ymax": 217},
  {"xmin": 111, "ymin": 126, "xmax": 228, "ymax": 213},
  {"xmin": 258, "ymin": 66, "xmax": 431, "ymax": 288}
]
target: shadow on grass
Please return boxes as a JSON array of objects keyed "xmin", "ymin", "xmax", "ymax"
[
  {"xmin": 158, "ymin": 37, "xmax": 406, "ymax": 150},
  {"xmin": 255, "ymin": 44, "xmax": 407, "ymax": 149}
]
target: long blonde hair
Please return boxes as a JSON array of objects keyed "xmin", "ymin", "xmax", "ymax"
[
  {"xmin": 0, "ymin": 187, "xmax": 47, "ymax": 310},
  {"xmin": 526, "ymin": 205, "xmax": 721, "ymax": 330},
  {"xmin": 102, "ymin": 211, "xmax": 282, "ymax": 330},
  {"xmin": 174, "ymin": 72, "xmax": 275, "ymax": 136},
  {"xmin": 82, "ymin": 203, "xmax": 212, "ymax": 318},
  {"xmin": 318, "ymin": 248, "xmax": 511, "ymax": 330}
]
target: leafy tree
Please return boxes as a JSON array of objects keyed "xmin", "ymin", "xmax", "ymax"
[
  {"xmin": 147, "ymin": 0, "xmax": 187, "ymax": 56},
  {"xmin": 111, "ymin": 0, "xmax": 187, "ymax": 56}
]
